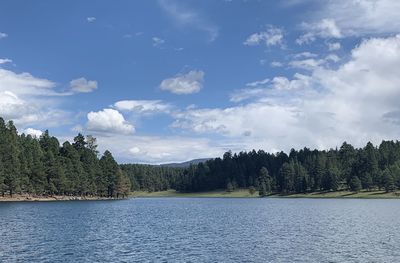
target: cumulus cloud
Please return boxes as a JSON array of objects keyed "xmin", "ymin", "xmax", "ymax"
[
  {"xmin": 160, "ymin": 70, "xmax": 204, "ymax": 94},
  {"xmin": 321, "ymin": 0, "xmax": 400, "ymax": 36},
  {"xmin": 0, "ymin": 68, "xmax": 71, "ymax": 127},
  {"xmin": 114, "ymin": 100, "xmax": 172, "ymax": 114},
  {"xmin": 96, "ymin": 134, "xmax": 225, "ymax": 164},
  {"xmin": 86, "ymin": 108, "xmax": 135, "ymax": 134},
  {"xmin": 244, "ymin": 25, "xmax": 284, "ymax": 47},
  {"xmin": 0, "ymin": 32, "xmax": 7, "ymax": 39},
  {"xmin": 70, "ymin": 77, "xmax": 98, "ymax": 93},
  {"xmin": 298, "ymin": 0, "xmax": 400, "ymax": 43},
  {"xmin": 174, "ymin": 35, "xmax": 400, "ymax": 152}
]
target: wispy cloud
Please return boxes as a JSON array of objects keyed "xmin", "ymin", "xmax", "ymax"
[
  {"xmin": 158, "ymin": 0, "xmax": 219, "ymax": 42},
  {"xmin": 0, "ymin": 32, "xmax": 7, "ymax": 39},
  {"xmin": 296, "ymin": 19, "xmax": 342, "ymax": 45},
  {"xmin": 152, "ymin": 37, "xmax": 165, "ymax": 48},
  {"xmin": 87, "ymin": 17, "xmax": 96, "ymax": 23},
  {"xmin": 114, "ymin": 100, "xmax": 172, "ymax": 114},
  {"xmin": 244, "ymin": 25, "xmax": 284, "ymax": 47}
]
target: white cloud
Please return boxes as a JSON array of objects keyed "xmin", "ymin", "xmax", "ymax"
[
  {"xmin": 152, "ymin": 37, "xmax": 165, "ymax": 47},
  {"xmin": 0, "ymin": 58, "xmax": 12, "ymax": 64},
  {"xmin": 114, "ymin": 100, "xmax": 172, "ymax": 114},
  {"xmin": 325, "ymin": 54, "xmax": 340, "ymax": 62},
  {"xmin": 87, "ymin": 17, "xmax": 96, "ymax": 23},
  {"xmin": 328, "ymin": 42, "xmax": 341, "ymax": 51},
  {"xmin": 0, "ymin": 68, "xmax": 56, "ymax": 96},
  {"xmin": 0, "ymin": 32, "xmax": 7, "ymax": 39},
  {"xmin": 95, "ymin": 134, "xmax": 224, "ymax": 164},
  {"xmin": 173, "ymin": 35, "xmax": 400, "ymax": 153},
  {"xmin": 297, "ymin": 19, "xmax": 342, "ymax": 45},
  {"xmin": 158, "ymin": 0, "xmax": 219, "ymax": 42},
  {"xmin": 22, "ymin": 128, "xmax": 43, "ymax": 138},
  {"xmin": 0, "ymin": 90, "xmax": 69, "ymax": 127},
  {"xmin": 0, "ymin": 68, "xmax": 71, "ymax": 127},
  {"xmin": 293, "ymin": 52, "xmax": 318, "ymax": 59},
  {"xmin": 70, "ymin": 77, "xmax": 98, "ymax": 93},
  {"xmin": 230, "ymin": 88, "xmax": 266, "ymax": 103},
  {"xmin": 246, "ymin": 78, "xmax": 269, "ymax": 87},
  {"xmin": 244, "ymin": 25, "xmax": 284, "ymax": 47},
  {"xmin": 289, "ymin": 53, "xmax": 341, "ymax": 70},
  {"xmin": 320, "ymin": 0, "xmax": 400, "ymax": 36},
  {"xmin": 160, "ymin": 70, "xmax": 204, "ymax": 94},
  {"xmin": 270, "ymin": 61, "xmax": 283, "ymax": 67},
  {"xmin": 87, "ymin": 108, "xmax": 135, "ymax": 134},
  {"xmin": 230, "ymin": 74, "xmax": 310, "ymax": 103},
  {"xmin": 289, "ymin": 58, "xmax": 325, "ymax": 70}
]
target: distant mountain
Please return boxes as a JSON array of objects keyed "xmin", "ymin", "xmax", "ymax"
[{"xmin": 161, "ymin": 158, "xmax": 212, "ymax": 168}]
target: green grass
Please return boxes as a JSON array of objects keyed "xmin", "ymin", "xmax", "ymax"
[
  {"xmin": 130, "ymin": 189, "xmax": 259, "ymax": 198},
  {"xmin": 273, "ymin": 190, "xmax": 400, "ymax": 199},
  {"xmin": 130, "ymin": 189, "xmax": 400, "ymax": 199}
]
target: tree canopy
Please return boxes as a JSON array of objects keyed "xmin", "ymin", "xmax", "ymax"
[{"xmin": 0, "ymin": 117, "xmax": 130, "ymax": 197}]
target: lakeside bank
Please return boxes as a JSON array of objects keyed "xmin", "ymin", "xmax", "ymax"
[
  {"xmin": 130, "ymin": 189, "xmax": 400, "ymax": 199},
  {"xmin": 0, "ymin": 194, "xmax": 124, "ymax": 202}
]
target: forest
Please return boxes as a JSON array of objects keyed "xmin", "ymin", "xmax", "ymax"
[
  {"xmin": 0, "ymin": 117, "xmax": 130, "ymax": 198},
  {"xmin": 126, "ymin": 141, "xmax": 400, "ymax": 196},
  {"xmin": 2, "ymin": 115, "xmax": 400, "ymax": 198}
]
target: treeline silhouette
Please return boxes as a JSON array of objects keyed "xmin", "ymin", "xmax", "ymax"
[{"xmin": 0, "ymin": 118, "xmax": 130, "ymax": 198}]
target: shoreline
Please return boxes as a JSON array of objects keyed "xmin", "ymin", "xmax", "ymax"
[
  {"xmin": 130, "ymin": 189, "xmax": 400, "ymax": 199},
  {"xmin": 2, "ymin": 189, "xmax": 400, "ymax": 201},
  {"xmin": 0, "ymin": 194, "xmax": 125, "ymax": 202}
]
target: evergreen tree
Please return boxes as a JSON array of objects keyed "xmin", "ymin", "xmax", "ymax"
[{"xmin": 349, "ymin": 176, "xmax": 362, "ymax": 192}]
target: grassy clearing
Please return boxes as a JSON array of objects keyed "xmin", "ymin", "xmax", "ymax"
[
  {"xmin": 273, "ymin": 190, "xmax": 400, "ymax": 199},
  {"xmin": 130, "ymin": 189, "xmax": 258, "ymax": 198},
  {"xmin": 130, "ymin": 189, "xmax": 400, "ymax": 199}
]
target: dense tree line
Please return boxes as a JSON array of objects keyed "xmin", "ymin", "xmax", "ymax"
[
  {"xmin": 3, "ymin": 115, "xmax": 400, "ymax": 198},
  {"xmin": 120, "ymin": 164, "xmax": 183, "ymax": 192},
  {"xmin": 174, "ymin": 141, "xmax": 400, "ymax": 195},
  {"xmin": 0, "ymin": 117, "xmax": 130, "ymax": 198}
]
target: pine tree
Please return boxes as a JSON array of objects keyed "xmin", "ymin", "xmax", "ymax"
[
  {"xmin": 100, "ymin": 150, "xmax": 119, "ymax": 197},
  {"xmin": 349, "ymin": 176, "xmax": 362, "ymax": 192}
]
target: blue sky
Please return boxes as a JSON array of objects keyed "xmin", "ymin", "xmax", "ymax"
[{"xmin": 1, "ymin": 0, "xmax": 400, "ymax": 163}]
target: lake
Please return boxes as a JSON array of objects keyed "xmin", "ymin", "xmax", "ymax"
[{"xmin": 1, "ymin": 198, "xmax": 400, "ymax": 262}]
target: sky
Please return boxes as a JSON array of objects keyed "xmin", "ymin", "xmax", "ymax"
[{"xmin": 1, "ymin": 0, "xmax": 400, "ymax": 164}]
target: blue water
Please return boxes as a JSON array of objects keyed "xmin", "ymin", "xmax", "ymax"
[{"xmin": 1, "ymin": 198, "xmax": 400, "ymax": 262}]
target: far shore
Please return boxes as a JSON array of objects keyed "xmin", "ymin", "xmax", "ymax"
[
  {"xmin": 130, "ymin": 189, "xmax": 400, "ymax": 199},
  {"xmin": 3, "ymin": 189, "xmax": 400, "ymax": 202},
  {"xmin": 0, "ymin": 194, "xmax": 125, "ymax": 202}
]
